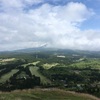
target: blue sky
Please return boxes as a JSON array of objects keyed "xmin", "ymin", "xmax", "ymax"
[
  {"xmin": 0, "ymin": 0, "xmax": 100, "ymax": 51},
  {"xmin": 43, "ymin": 0, "xmax": 100, "ymax": 30}
]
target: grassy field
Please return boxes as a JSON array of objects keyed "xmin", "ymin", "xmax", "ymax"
[
  {"xmin": 70, "ymin": 59, "xmax": 100, "ymax": 69},
  {"xmin": 29, "ymin": 66, "xmax": 51, "ymax": 84},
  {"xmin": 0, "ymin": 69, "xmax": 19, "ymax": 83},
  {"xmin": 0, "ymin": 88, "xmax": 99, "ymax": 100},
  {"xmin": 43, "ymin": 63, "xmax": 58, "ymax": 69},
  {"xmin": 16, "ymin": 71, "xmax": 29, "ymax": 79},
  {"xmin": 22, "ymin": 61, "xmax": 40, "ymax": 68},
  {"xmin": 0, "ymin": 58, "xmax": 17, "ymax": 65},
  {"xmin": 0, "ymin": 58, "xmax": 16, "ymax": 63},
  {"xmin": 32, "ymin": 61, "xmax": 40, "ymax": 65}
]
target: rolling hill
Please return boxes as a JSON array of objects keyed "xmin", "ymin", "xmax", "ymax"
[{"xmin": 0, "ymin": 88, "xmax": 99, "ymax": 100}]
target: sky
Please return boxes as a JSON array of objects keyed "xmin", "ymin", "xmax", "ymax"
[{"xmin": 0, "ymin": 0, "xmax": 100, "ymax": 51}]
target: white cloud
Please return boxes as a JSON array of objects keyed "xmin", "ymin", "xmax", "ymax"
[
  {"xmin": 0, "ymin": 1, "xmax": 99, "ymax": 51},
  {"xmin": 0, "ymin": 0, "xmax": 24, "ymax": 13},
  {"xmin": 23, "ymin": 0, "xmax": 44, "ymax": 5},
  {"xmin": 0, "ymin": 0, "xmax": 43, "ymax": 13}
]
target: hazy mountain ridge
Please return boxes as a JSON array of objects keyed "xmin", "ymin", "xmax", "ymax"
[{"xmin": 1, "ymin": 47, "xmax": 100, "ymax": 58}]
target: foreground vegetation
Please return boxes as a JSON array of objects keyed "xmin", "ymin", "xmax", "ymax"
[{"xmin": 0, "ymin": 88, "xmax": 99, "ymax": 100}]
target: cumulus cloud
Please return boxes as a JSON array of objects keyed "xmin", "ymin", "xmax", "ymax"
[{"xmin": 0, "ymin": 0, "xmax": 99, "ymax": 51}]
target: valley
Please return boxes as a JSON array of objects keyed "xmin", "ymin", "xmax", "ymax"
[{"xmin": 0, "ymin": 49, "xmax": 100, "ymax": 99}]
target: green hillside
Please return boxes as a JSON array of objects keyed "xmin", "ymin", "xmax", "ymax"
[
  {"xmin": 0, "ymin": 69, "xmax": 19, "ymax": 83},
  {"xmin": 29, "ymin": 66, "xmax": 51, "ymax": 84},
  {"xmin": 0, "ymin": 52, "xmax": 100, "ymax": 98},
  {"xmin": 0, "ymin": 89, "xmax": 99, "ymax": 100}
]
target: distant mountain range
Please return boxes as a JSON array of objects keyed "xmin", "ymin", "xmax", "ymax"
[{"xmin": 0, "ymin": 47, "xmax": 100, "ymax": 58}]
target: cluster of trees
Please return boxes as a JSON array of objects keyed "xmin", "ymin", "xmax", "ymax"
[
  {"xmin": 0, "ymin": 60, "xmax": 41, "ymax": 91},
  {"xmin": 0, "ymin": 59, "xmax": 26, "ymax": 78},
  {"xmin": 39, "ymin": 66, "xmax": 100, "ymax": 97}
]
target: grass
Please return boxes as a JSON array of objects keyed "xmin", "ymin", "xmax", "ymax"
[
  {"xmin": 0, "ymin": 69, "xmax": 19, "ymax": 83},
  {"xmin": 0, "ymin": 88, "xmax": 98, "ymax": 100},
  {"xmin": 16, "ymin": 71, "xmax": 29, "ymax": 79},
  {"xmin": 43, "ymin": 63, "xmax": 58, "ymax": 69},
  {"xmin": 22, "ymin": 61, "xmax": 40, "ymax": 68},
  {"xmin": 0, "ymin": 58, "xmax": 17, "ymax": 65},
  {"xmin": 0, "ymin": 58, "xmax": 16, "ymax": 63},
  {"xmin": 32, "ymin": 61, "xmax": 40, "ymax": 65},
  {"xmin": 29, "ymin": 66, "xmax": 51, "ymax": 85},
  {"xmin": 70, "ymin": 59, "xmax": 100, "ymax": 69}
]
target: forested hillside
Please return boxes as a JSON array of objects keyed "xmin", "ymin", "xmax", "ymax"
[{"xmin": 0, "ymin": 50, "xmax": 100, "ymax": 98}]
